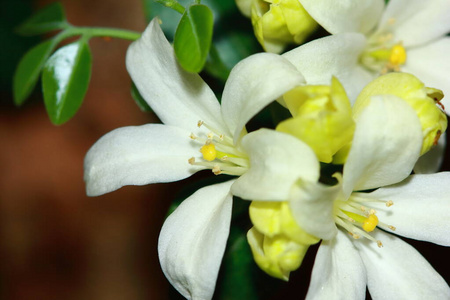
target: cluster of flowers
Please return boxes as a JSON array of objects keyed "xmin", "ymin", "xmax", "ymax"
[{"xmin": 84, "ymin": 0, "xmax": 450, "ymax": 299}]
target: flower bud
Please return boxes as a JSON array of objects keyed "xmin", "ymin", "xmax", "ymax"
[
  {"xmin": 247, "ymin": 227, "xmax": 309, "ymax": 281},
  {"xmin": 276, "ymin": 77, "xmax": 355, "ymax": 163},
  {"xmin": 249, "ymin": 0, "xmax": 318, "ymax": 53},
  {"xmin": 249, "ymin": 201, "xmax": 320, "ymax": 245},
  {"xmin": 353, "ymin": 72, "xmax": 447, "ymax": 155}
]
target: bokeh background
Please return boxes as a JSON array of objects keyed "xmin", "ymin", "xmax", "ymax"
[{"xmin": 1, "ymin": 1, "xmax": 449, "ymax": 299}]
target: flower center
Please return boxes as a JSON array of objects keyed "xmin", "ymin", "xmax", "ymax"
[
  {"xmin": 333, "ymin": 192, "xmax": 396, "ymax": 248},
  {"xmin": 360, "ymin": 18, "xmax": 407, "ymax": 74},
  {"xmin": 188, "ymin": 120, "xmax": 249, "ymax": 176}
]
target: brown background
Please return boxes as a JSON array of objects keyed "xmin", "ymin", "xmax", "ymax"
[{"xmin": 0, "ymin": 1, "xmax": 449, "ymax": 299}]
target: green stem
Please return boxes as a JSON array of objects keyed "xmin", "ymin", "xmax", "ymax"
[
  {"xmin": 64, "ymin": 26, "xmax": 141, "ymax": 41},
  {"xmin": 155, "ymin": 0, "xmax": 185, "ymax": 14}
]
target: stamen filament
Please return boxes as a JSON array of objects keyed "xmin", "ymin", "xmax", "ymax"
[
  {"xmin": 350, "ymin": 193, "xmax": 394, "ymax": 207},
  {"xmin": 220, "ymin": 156, "xmax": 250, "ymax": 168},
  {"xmin": 198, "ymin": 120, "xmax": 234, "ymax": 145}
]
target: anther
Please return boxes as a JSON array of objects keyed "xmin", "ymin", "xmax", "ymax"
[
  {"xmin": 212, "ymin": 165, "xmax": 222, "ymax": 175},
  {"xmin": 207, "ymin": 132, "xmax": 214, "ymax": 139},
  {"xmin": 197, "ymin": 120, "xmax": 204, "ymax": 127},
  {"xmin": 388, "ymin": 225, "xmax": 396, "ymax": 231},
  {"xmin": 188, "ymin": 157, "xmax": 195, "ymax": 164},
  {"xmin": 190, "ymin": 133, "xmax": 197, "ymax": 140},
  {"xmin": 377, "ymin": 241, "xmax": 383, "ymax": 248},
  {"xmin": 386, "ymin": 200, "xmax": 393, "ymax": 207}
]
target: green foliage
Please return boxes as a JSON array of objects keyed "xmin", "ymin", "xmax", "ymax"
[
  {"xmin": 131, "ymin": 82, "xmax": 152, "ymax": 112},
  {"xmin": 13, "ymin": 39, "xmax": 57, "ymax": 106},
  {"xmin": 143, "ymin": 0, "xmax": 260, "ymax": 79},
  {"xmin": 42, "ymin": 41, "xmax": 92, "ymax": 125},
  {"xmin": 15, "ymin": 2, "xmax": 68, "ymax": 36},
  {"xmin": 174, "ymin": 4, "xmax": 214, "ymax": 73}
]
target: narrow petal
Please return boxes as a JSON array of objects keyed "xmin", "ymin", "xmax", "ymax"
[
  {"xmin": 306, "ymin": 231, "xmax": 366, "ymax": 300},
  {"xmin": 158, "ymin": 180, "xmax": 235, "ymax": 300},
  {"xmin": 231, "ymin": 129, "xmax": 319, "ymax": 201},
  {"xmin": 289, "ymin": 179, "xmax": 341, "ymax": 240},
  {"xmin": 377, "ymin": 0, "xmax": 450, "ymax": 47},
  {"xmin": 126, "ymin": 19, "xmax": 229, "ymax": 136},
  {"xmin": 299, "ymin": 0, "xmax": 384, "ymax": 35},
  {"xmin": 355, "ymin": 230, "xmax": 450, "ymax": 300},
  {"xmin": 403, "ymin": 37, "xmax": 450, "ymax": 111},
  {"xmin": 414, "ymin": 134, "xmax": 446, "ymax": 174},
  {"xmin": 283, "ymin": 33, "xmax": 372, "ymax": 102},
  {"xmin": 364, "ymin": 173, "xmax": 450, "ymax": 246},
  {"xmin": 343, "ymin": 95, "xmax": 423, "ymax": 196},
  {"xmin": 84, "ymin": 124, "xmax": 202, "ymax": 196},
  {"xmin": 221, "ymin": 53, "xmax": 305, "ymax": 144}
]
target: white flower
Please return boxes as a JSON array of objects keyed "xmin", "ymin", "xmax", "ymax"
[
  {"xmin": 84, "ymin": 19, "xmax": 321, "ymax": 300},
  {"xmin": 289, "ymin": 96, "xmax": 450, "ymax": 299},
  {"xmin": 295, "ymin": 0, "xmax": 450, "ymax": 109}
]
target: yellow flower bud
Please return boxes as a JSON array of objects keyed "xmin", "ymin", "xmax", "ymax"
[
  {"xmin": 247, "ymin": 227, "xmax": 309, "ymax": 280},
  {"xmin": 276, "ymin": 77, "xmax": 355, "ymax": 163},
  {"xmin": 353, "ymin": 72, "xmax": 447, "ymax": 155},
  {"xmin": 249, "ymin": 201, "xmax": 320, "ymax": 245},
  {"xmin": 251, "ymin": 0, "xmax": 318, "ymax": 53}
]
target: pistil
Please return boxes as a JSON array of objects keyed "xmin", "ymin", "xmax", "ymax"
[
  {"xmin": 188, "ymin": 120, "xmax": 250, "ymax": 176},
  {"xmin": 334, "ymin": 193, "xmax": 396, "ymax": 248}
]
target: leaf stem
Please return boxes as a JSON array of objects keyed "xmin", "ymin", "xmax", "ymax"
[
  {"xmin": 154, "ymin": 0, "xmax": 185, "ymax": 14},
  {"xmin": 65, "ymin": 26, "xmax": 141, "ymax": 41}
]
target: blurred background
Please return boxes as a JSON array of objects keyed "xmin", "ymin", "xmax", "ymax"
[{"xmin": 0, "ymin": 1, "xmax": 449, "ymax": 300}]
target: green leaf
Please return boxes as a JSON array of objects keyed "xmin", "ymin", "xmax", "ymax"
[
  {"xmin": 13, "ymin": 39, "xmax": 58, "ymax": 106},
  {"xmin": 15, "ymin": 2, "xmax": 68, "ymax": 36},
  {"xmin": 131, "ymin": 82, "xmax": 152, "ymax": 112},
  {"xmin": 174, "ymin": 4, "xmax": 214, "ymax": 73},
  {"xmin": 42, "ymin": 40, "xmax": 92, "ymax": 125}
]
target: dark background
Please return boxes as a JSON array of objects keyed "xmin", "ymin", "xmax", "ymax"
[{"xmin": 1, "ymin": 1, "xmax": 449, "ymax": 299}]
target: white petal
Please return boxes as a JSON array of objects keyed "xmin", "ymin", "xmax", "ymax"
[
  {"xmin": 306, "ymin": 231, "xmax": 366, "ymax": 300},
  {"xmin": 283, "ymin": 33, "xmax": 372, "ymax": 102},
  {"xmin": 343, "ymin": 95, "xmax": 423, "ymax": 196},
  {"xmin": 231, "ymin": 129, "xmax": 319, "ymax": 201},
  {"xmin": 364, "ymin": 173, "xmax": 450, "ymax": 246},
  {"xmin": 84, "ymin": 124, "xmax": 202, "ymax": 196},
  {"xmin": 403, "ymin": 37, "xmax": 450, "ymax": 112},
  {"xmin": 289, "ymin": 180, "xmax": 341, "ymax": 240},
  {"xmin": 126, "ymin": 19, "xmax": 229, "ymax": 136},
  {"xmin": 414, "ymin": 134, "xmax": 446, "ymax": 174},
  {"xmin": 221, "ymin": 53, "xmax": 305, "ymax": 144},
  {"xmin": 377, "ymin": 0, "xmax": 450, "ymax": 47},
  {"xmin": 299, "ymin": 0, "xmax": 384, "ymax": 34},
  {"xmin": 158, "ymin": 180, "xmax": 235, "ymax": 300},
  {"xmin": 355, "ymin": 230, "xmax": 450, "ymax": 300}
]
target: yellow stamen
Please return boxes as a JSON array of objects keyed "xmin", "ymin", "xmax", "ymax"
[
  {"xmin": 200, "ymin": 143, "xmax": 217, "ymax": 161},
  {"xmin": 389, "ymin": 44, "xmax": 407, "ymax": 66},
  {"xmin": 362, "ymin": 214, "xmax": 379, "ymax": 232}
]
